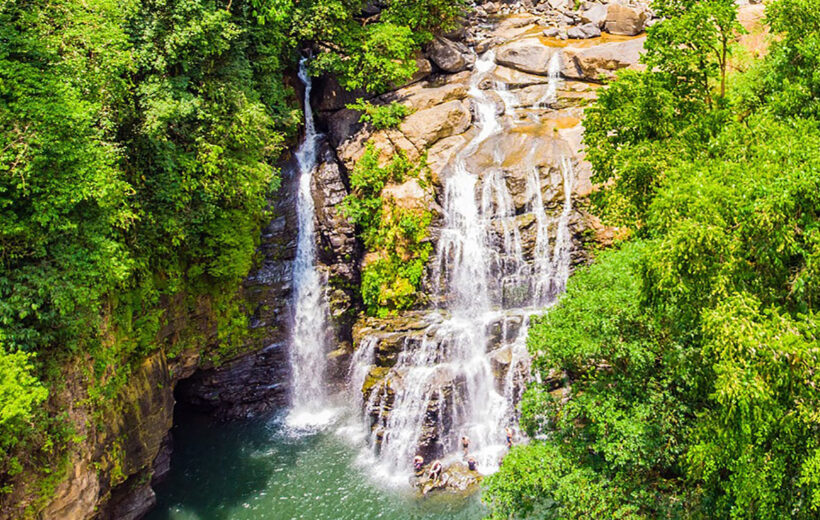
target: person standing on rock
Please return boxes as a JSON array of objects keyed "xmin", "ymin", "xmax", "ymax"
[
  {"xmin": 467, "ymin": 457, "xmax": 477, "ymax": 472},
  {"xmin": 428, "ymin": 460, "xmax": 443, "ymax": 483},
  {"xmin": 461, "ymin": 435, "xmax": 470, "ymax": 457},
  {"xmin": 413, "ymin": 455, "xmax": 424, "ymax": 474},
  {"xmin": 505, "ymin": 427, "xmax": 514, "ymax": 449}
]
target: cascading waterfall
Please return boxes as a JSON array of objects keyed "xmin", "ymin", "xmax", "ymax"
[
  {"xmin": 287, "ymin": 58, "xmax": 334, "ymax": 429},
  {"xmin": 352, "ymin": 49, "xmax": 576, "ymax": 480},
  {"xmin": 537, "ymin": 51, "xmax": 563, "ymax": 108}
]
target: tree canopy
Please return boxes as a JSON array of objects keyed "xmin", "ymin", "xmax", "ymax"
[{"xmin": 485, "ymin": 0, "xmax": 820, "ymax": 518}]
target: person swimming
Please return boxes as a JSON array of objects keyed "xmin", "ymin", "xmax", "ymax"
[{"xmin": 413, "ymin": 455, "xmax": 424, "ymax": 473}]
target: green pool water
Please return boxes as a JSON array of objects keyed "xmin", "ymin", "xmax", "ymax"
[{"xmin": 147, "ymin": 407, "xmax": 488, "ymax": 520}]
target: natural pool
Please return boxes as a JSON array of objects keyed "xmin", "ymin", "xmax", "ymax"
[{"xmin": 147, "ymin": 407, "xmax": 487, "ymax": 520}]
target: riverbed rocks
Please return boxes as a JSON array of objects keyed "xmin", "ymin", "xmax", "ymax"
[
  {"xmin": 567, "ymin": 22, "xmax": 602, "ymax": 39},
  {"xmin": 414, "ymin": 461, "xmax": 482, "ymax": 495},
  {"xmin": 496, "ymin": 38, "xmax": 557, "ymax": 75}
]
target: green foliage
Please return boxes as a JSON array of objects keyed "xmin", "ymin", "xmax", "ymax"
[
  {"xmin": 346, "ymin": 99, "xmax": 412, "ymax": 129},
  {"xmin": 746, "ymin": 0, "xmax": 820, "ymax": 118},
  {"xmin": 343, "ymin": 143, "xmax": 432, "ymax": 316},
  {"xmin": 256, "ymin": 0, "xmax": 467, "ymax": 93},
  {"xmin": 0, "ymin": 348, "xmax": 47, "ymax": 452},
  {"xmin": 488, "ymin": 0, "xmax": 820, "ymax": 518}
]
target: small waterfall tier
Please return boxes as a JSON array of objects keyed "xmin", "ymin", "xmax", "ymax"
[{"xmin": 349, "ymin": 50, "xmax": 578, "ymax": 480}]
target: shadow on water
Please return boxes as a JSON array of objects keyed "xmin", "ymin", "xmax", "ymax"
[
  {"xmin": 147, "ymin": 406, "xmax": 487, "ymax": 520},
  {"xmin": 148, "ymin": 405, "xmax": 297, "ymax": 520}
]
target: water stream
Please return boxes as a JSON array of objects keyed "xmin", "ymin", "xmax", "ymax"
[{"xmin": 286, "ymin": 58, "xmax": 336, "ymax": 430}]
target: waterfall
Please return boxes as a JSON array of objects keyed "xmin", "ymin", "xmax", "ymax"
[
  {"xmin": 537, "ymin": 51, "xmax": 563, "ymax": 108},
  {"xmin": 349, "ymin": 48, "xmax": 577, "ymax": 483},
  {"xmin": 287, "ymin": 58, "xmax": 334, "ymax": 430}
]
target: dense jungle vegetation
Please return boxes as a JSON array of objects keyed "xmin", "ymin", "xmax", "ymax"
[
  {"xmin": 485, "ymin": 0, "xmax": 820, "ymax": 518},
  {"xmin": 0, "ymin": 0, "xmax": 462, "ymax": 509}
]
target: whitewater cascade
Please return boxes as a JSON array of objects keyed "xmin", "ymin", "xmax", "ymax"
[
  {"xmin": 537, "ymin": 51, "xmax": 563, "ymax": 108},
  {"xmin": 352, "ymin": 50, "xmax": 576, "ymax": 480},
  {"xmin": 287, "ymin": 58, "xmax": 333, "ymax": 428}
]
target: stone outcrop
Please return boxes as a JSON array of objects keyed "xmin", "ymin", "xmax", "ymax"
[
  {"xmin": 426, "ymin": 36, "xmax": 474, "ymax": 73},
  {"xmin": 496, "ymin": 38, "xmax": 557, "ymax": 75},
  {"xmin": 562, "ymin": 36, "xmax": 646, "ymax": 81},
  {"xmin": 581, "ymin": 2, "xmax": 608, "ymax": 27},
  {"xmin": 399, "ymin": 100, "xmax": 473, "ymax": 150},
  {"xmin": 604, "ymin": 2, "xmax": 648, "ymax": 35}
]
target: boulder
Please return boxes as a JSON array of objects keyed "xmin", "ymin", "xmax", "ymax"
[
  {"xmin": 387, "ymin": 82, "xmax": 469, "ymax": 112},
  {"xmin": 604, "ymin": 2, "xmax": 647, "ymax": 35},
  {"xmin": 562, "ymin": 36, "xmax": 646, "ymax": 81},
  {"xmin": 399, "ymin": 100, "xmax": 472, "ymax": 149},
  {"xmin": 567, "ymin": 22, "xmax": 602, "ymax": 39},
  {"xmin": 426, "ymin": 36, "xmax": 474, "ymax": 73},
  {"xmin": 542, "ymin": 26, "xmax": 561, "ymax": 38},
  {"xmin": 490, "ymin": 65, "xmax": 551, "ymax": 88},
  {"xmin": 495, "ymin": 38, "xmax": 555, "ymax": 75},
  {"xmin": 581, "ymin": 2, "xmax": 608, "ymax": 27}
]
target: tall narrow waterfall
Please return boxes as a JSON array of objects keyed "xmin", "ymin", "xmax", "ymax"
[
  {"xmin": 287, "ymin": 58, "xmax": 333, "ymax": 429},
  {"xmin": 355, "ymin": 50, "xmax": 576, "ymax": 481}
]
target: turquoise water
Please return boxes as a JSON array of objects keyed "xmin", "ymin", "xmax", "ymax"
[{"xmin": 148, "ymin": 408, "xmax": 488, "ymax": 520}]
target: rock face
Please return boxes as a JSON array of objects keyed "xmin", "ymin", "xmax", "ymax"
[
  {"xmin": 426, "ymin": 36, "xmax": 474, "ymax": 73},
  {"xmin": 400, "ymin": 100, "xmax": 473, "ymax": 149},
  {"xmin": 496, "ymin": 38, "xmax": 557, "ymax": 75},
  {"xmin": 562, "ymin": 36, "xmax": 646, "ymax": 81},
  {"xmin": 604, "ymin": 2, "xmax": 648, "ymax": 35},
  {"xmin": 581, "ymin": 2, "xmax": 608, "ymax": 27}
]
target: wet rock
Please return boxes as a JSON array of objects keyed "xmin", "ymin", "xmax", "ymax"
[
  {"xmin": 604, "ymin": 2, "xmax": 648, "ymax": 35},
  {"xmin": 427, "ymin": 134, "xmax": 471, "ymax": 178},
  {"xmin": 490, "ymin": 66, "xmax": 551, "ymax": 88},
  {"xmin": 562, "ymin": 36, "xmax": 646, "ymax": 81},
  {"xmin": 426, "ymin": 36, "xmax": 474, "ymax": 73},
  {"xmin": 567, "ymin": 22, "xmax": 602, "ymax": 39},
  {"xmin": 176, "ymin": 342, "xmax": 289, "ymax": 419},
  {"xmin": 414, "ymin": 462, "xmax": 482, "ymax": 495}
]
